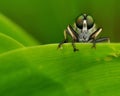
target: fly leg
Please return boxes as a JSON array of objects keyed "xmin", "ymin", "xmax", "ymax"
[
  {"xmin": 92, "ymin": 37, "xmax": 110, "ymax": 48},
  {"xmin": 89, "ymin": 28, "xmax": 103, "ymax": 48},
  {"xmin": 58, "ymin": 30, "xmax": 68, "ymax": 49},
  {"xmin": 72, "ymin": 39, "xmax": 79, "ymax": 52},
  {"xmin": 91, "ymin": 39, "xmax": 96, "ymax": 48},
  {"xmin": 89, "ymin": 27, "xmax": 110, "ymax": 48},
  {"xmin": 58, "ymin": 25, "xmax": 79, "ymax": 51},
  {"xmin": 68, "ymin": 25, "xmax": 79, "ymax": 51},
  {"xmin": 95, "ymin": 37, "xmax": 110, "ymax": 43}
]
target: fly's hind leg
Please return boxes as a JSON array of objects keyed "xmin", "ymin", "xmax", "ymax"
[
  {"xmin": 91, "ymin": 37, "xmax": 110, "ymax": 49},
  {"xmin": 95, "ymin": 37, "xmax": 110, "ymax": 43}
]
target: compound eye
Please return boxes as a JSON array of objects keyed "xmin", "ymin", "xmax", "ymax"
[
  {"xmin": 76, "ymin": 15, "xmax": 84, "ymax": 29},
  {"xmin": 86, "ymin": 15, "xmax": 94, "ymax": 29}
]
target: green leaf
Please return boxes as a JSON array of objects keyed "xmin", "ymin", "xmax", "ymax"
[
  {"xmin": 0, "ymin": 43, "xmax": 120, "ymax": 96},
  {"xmin": 0, "ymin": 33, "xmax": 24, "ymax": 54},
  {"xmin": 0, "ymin": 13, "xmax": 39, "ymax": 46}
]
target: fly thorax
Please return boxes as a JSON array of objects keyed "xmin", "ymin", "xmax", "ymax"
[{"xmin": 78, "ymin": 32, "xmax": 90, "ymax": 42}]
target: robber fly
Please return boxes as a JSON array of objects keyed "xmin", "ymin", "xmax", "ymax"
[{"xmin": 58, "ymin": 14, "xmax": 110, "ymax": 52}]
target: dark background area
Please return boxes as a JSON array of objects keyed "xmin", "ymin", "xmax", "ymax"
[{"xmin": 0, "ymin": 0, "xmax": 119, "ymax": 44}]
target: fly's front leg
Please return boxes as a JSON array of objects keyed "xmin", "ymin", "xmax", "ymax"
[
  {"xmin": 67, "ymin": 25, "xmax": 79, "ymax": 51},
  {"xmin": 72, "ymin": 39, "xmax": 79, "ymax": 52},
  {"xmin": 89, "ymin": 28, "xmax": 102, "ymax": 48},
  {"xmin": 91, "ymin": 39, "xmax": 96, "ymax": 48},
  {"xmin": 58, "ymin": 25, "xmax": 79, "ymax": 51},
  {"xmin": 58, "ymin": 30, "xmax": 68, "ymax": 49}
]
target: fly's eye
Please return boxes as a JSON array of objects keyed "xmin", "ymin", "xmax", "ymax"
[
  {"xmin": 86, "ymin": 15, "xmax": 94, "ymax": 29},
  {"xmin": 76, "ymin": 15, "xmax": 84, "ymax": 29}
]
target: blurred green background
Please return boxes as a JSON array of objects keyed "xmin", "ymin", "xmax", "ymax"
[{"xmin": 0, "ymin": 0, "xmax": 119, "ymax": 44}]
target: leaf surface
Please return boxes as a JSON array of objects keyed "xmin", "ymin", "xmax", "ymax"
[
  {"xmin": 0, "ymin": 43, "xmax": 120, "ymax": 96},
  {"xmin": 0, "ymin": 33, "xmax": 24, "ymax": 54},
  {"xmin": 0, "ymin": 13, "xmax": 39, "ymax": 46}
]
